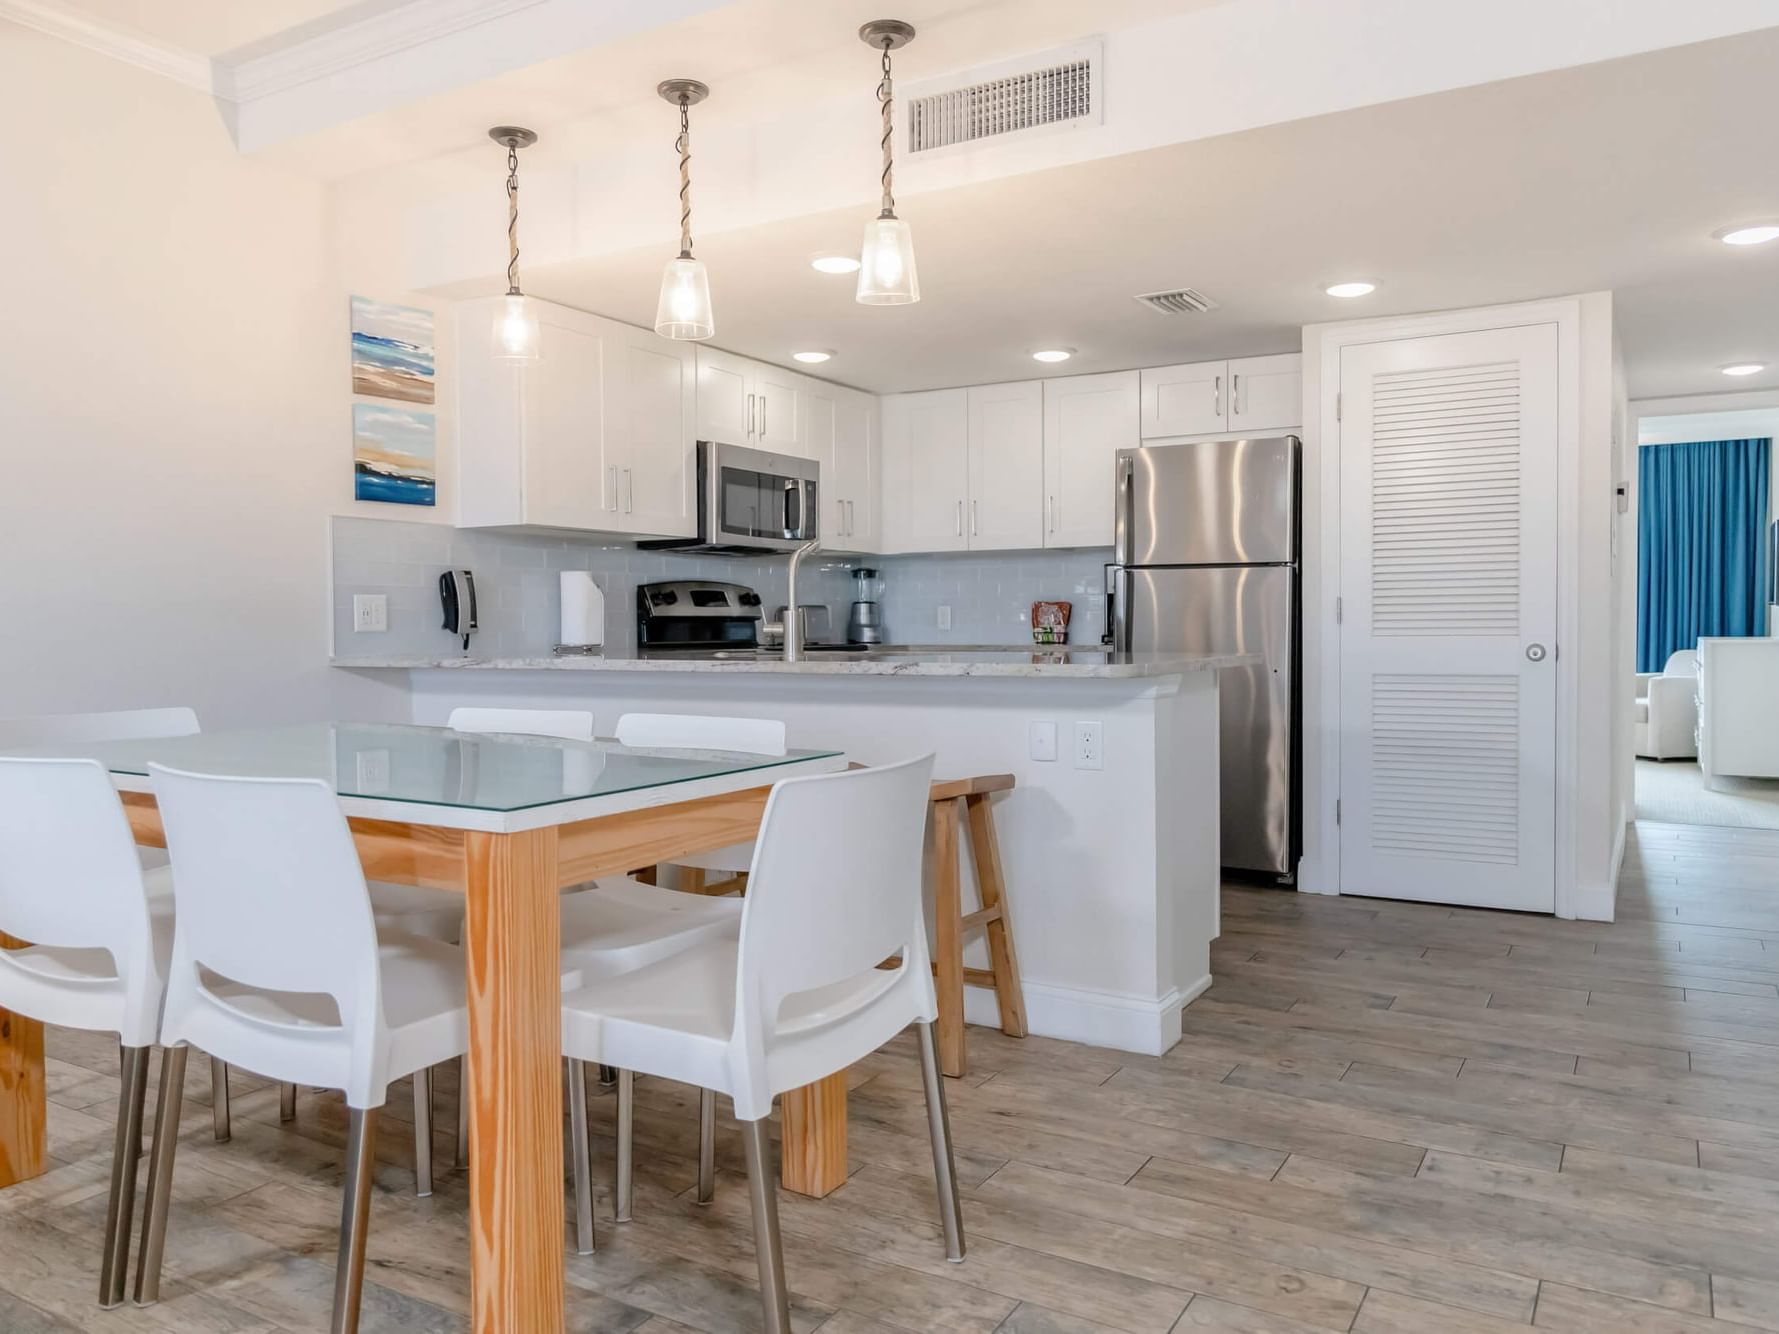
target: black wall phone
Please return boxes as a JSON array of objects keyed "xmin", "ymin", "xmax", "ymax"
[{"xmin": 439, "ymin": 569, "xmax": 478, "ymax": 651}]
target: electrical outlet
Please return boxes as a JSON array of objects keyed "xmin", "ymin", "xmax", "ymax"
[
  {"xmin": 1028, "ymin": 721, "xmax": 1058, "ymax": 762},
  {"xmin": 353, "ymin": 594, "xmax": 387, "ymax": 633},
  {"xmin": 936, "ymin": 605, "xmax": 952, "ymax": 630},
  {"xmin": 1074, "ymin": 721, "xmax": 1104, "ymax": 770}
]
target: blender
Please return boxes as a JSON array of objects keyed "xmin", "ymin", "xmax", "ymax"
[{"xmin": 846, "ymin": 567, "xmax": 885, "ymax": 645}]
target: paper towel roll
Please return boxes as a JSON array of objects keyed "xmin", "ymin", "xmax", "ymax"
[{"xmin": 559, "ymin": 571, "xmax": 605, "ymax": 647}]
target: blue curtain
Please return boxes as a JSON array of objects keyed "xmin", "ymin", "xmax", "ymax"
[{"xmin": 1637, "ymin": 438, "xmax": 1770, "ymax": 672}]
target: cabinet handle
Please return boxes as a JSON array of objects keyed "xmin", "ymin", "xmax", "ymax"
[
  {"xmin": 1214, "ymin": 375, "xmax": 1222, "ymax": 418},
  {"xmin": 1232, "ymin": 372, "xmax": 1241, "ymax": 415},
  {"xmin": 955, "ymin": 500, "xmax": 963, "ymax": 537},
  {"xmin": 1047, "ymin": 494, "xmax": 1056, "ymax": 534},
  {"xmin": 847, "ymin": 499, "xmax": 855, "ymax": 536},
  {"xmin": 623, "ymin": 467, "xmax": 633, "ymax": 514},
  {"xmin": 971, "ymin": 499, "xmax": 979, "ymax": 536},
  {"xmin": 837, "ymin": 499, "xmax": 847, "ymax": 537},
  {"xmin": 746, "ymin": 393, "xmax": 756, "ymax": 437},
  {"xmin": 759, "ymin": 395, "xmax": 767, "ymax": 439},
  {"xmin": 608, "ymin": 466, "xmax": 618, "ymax": 512}
]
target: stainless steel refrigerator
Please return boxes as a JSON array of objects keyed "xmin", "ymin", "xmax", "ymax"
[{"xmin": 1109, "ymin": 436, "xmax": 1300, "ymax": 877}]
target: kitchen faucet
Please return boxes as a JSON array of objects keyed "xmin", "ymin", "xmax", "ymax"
[{"xmin": 763, "ymin": 538, "xmax": 822, "ymax": 662}]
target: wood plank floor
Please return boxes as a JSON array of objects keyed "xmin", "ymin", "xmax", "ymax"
[{"xmin": 6, "ymin": 819, "xmax": 1779, "ymax": 1332}]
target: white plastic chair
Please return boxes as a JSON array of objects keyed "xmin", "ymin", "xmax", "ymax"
[
  {"xmin": 0, "ymin": 757, "xmax": 172, "ymax": 1308},
  {"xmin": 135, "ymin": 764, "xmax": 469, "ymax": 1334},
  {"xmin": 559, "ymin": 754, "xmax": 963, "ymax": 1330},
  {"xmin": 615, "ymin": 712, "xmax": 786, "ymax": 883}
]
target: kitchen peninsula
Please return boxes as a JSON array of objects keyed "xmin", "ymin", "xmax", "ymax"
[{"xmin": 334, "ymin": 646, "xmax": 1245, "ymax": 1055}]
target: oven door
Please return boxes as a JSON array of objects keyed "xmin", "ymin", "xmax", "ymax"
[{"xmin": 701, "ymin": 441, "xmax": 820, "ymax": 550}]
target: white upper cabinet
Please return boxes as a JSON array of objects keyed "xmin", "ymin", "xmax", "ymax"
[
  {"xmin": 457, "ymin": 297, "xmax": 694, "ymax": 539},
  {"xmin": 695, "ymin": 346, "xmax": 807, "ymax": 456},
  {"xmin": 1140, "ymin": 352, "xmax": 1302, "ymax": 440},
  {"xmin": 881, "ymin": 388, "xmax": 969, "ymax": 553},
  {"xmin": 610, "ymin": 324, "xmax": 696, "ymax": 537},
  {"xmin": 806, "ymin": 378, "xmax": 878, "ymax": 552},
  {"xmin": 1227, "ymin": 352, "xmax": 1303, "ymax": 434},
  {"xmin": 967, "ymin": 381, "xmax": 1045, "ymax": 551},
  {"xmin": 1140, "ymin": 359, "xmax": 1227, "ymax": 438},
  {"xmin": 1042, "ymin": 371, "xmax": 1139, "ymax": 548}
]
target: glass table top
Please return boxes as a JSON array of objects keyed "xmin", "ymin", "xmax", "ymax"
[{"xmin": 0, "ymin": 722, "xmax": 842, "ymax": 814}]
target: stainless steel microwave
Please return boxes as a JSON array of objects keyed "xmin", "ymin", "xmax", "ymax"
[{"xmin": 681, "ymin": 440, "xmax": 821, "ymax": 553}]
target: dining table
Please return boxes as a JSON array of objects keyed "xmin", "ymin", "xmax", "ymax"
[{"xmin": 0, "ymin": 721, "xmax": 849, "ymax": 1333}]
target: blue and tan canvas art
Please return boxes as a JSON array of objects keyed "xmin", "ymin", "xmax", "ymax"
[
  {"xmin": 351, "ymin": 296, "xmax": 435, "ymax": 404},
  {"xmin": 353, "ymin": 404, "xmax": 436, "ymax": 506}
]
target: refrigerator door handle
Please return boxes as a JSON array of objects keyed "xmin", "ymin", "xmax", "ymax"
[
  {"xmin": 1109, "ymin": 565, "xmax": 1133, "ymax": 652},
  {"xmin": 1113, "ymin": 452, "xmax": 1136, "ymax": 566}
]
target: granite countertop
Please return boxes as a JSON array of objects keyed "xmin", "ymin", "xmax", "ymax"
[{"xmin": 330, "ymin": 647, "xmax": 1259, "ymax": 680}]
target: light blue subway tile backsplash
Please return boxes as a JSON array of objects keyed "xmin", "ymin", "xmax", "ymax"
[{"xmin": 331, "ymin": 516, "xmax": 1112, "ymax": 658}]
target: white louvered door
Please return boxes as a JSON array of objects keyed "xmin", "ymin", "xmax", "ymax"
[{"xmin": 1338, "ymin": 325, "xmax": 1558, "ymax": 910}]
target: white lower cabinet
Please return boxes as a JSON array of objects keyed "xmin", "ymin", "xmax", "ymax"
[
  {"xmin": 1042, "ymin": 371, "xmax": 1139, "ymax": 548},
  {"xmin": 457, "ymin": 297, "xmax": 694, "ymax": 538}
]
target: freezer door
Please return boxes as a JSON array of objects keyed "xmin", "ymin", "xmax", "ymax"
[
  {"xmin": 1123, "ymin": 565, "xmax": 1297, "ymax": 875},
  {"xmin": 1115, "ymin": 437, "xmax": 1298, "ymax": 567}
]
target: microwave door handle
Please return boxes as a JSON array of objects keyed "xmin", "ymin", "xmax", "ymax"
[{"xmin": 782, "ymin": 478, "xmax": 801, "ymax": 536}]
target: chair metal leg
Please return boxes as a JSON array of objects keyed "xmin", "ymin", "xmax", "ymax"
[
  {"xmin": 332, "ymin": 1106, "xmax": 379, "ymax": 1334},
  {"xmin": 133, "ymin": 1044, "xmax": 189, "ymax": 1306},
  {"xmin": 597, "ymin": 1064, "xmax": 616, "ymax": 1089},
  {"xmin": 614, "ymin": 1068, "xmax": 634, "ymax": 1223},
  {"xmin": 696, "ymin": 1088, "xmax": 716, "ymax": 1205},
  {"xmin": 209, "ymin": 1056, "xmax": 230, "ymax": 1142},
  {"xmin": 411, "ymin": 1068, "xmax": 433, "ymax": 1198},
  {"xmin": 99, "ymin": 1045, "xmax": 151, "ymax": 1308},
  {"xmin": 566, "ymin": 1059, "xmax": 594, "ymax": 1255},
  {"xmin": 740, "ymin": 1117, "xmax": 791, "ymax": 1334},
  {"xmin": 453, "ymin": 1055, "xmax": 468, "ymax": 1170},
  {"xmin": 280, "ymin": 1082, "xmax": 297, "ymax": 1123},
  {"xmin": 915, "ymin": 1021, "xmax": 966, "ymax": 1262}
]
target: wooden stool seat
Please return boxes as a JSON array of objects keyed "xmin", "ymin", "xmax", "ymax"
[{"xmin": 929, "ymin": 773, "xmax": 1026, "ymax": 1077}]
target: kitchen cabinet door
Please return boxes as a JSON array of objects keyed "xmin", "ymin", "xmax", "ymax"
[
  {"xmin": 752, "ymin": 362, "xmax": 805, "ymax": 457},
  {"xmin": 1227, "ymin": 352, "xmax": 1302, "ymax": 434},
  {"xmin": 1140, "ymin": 360, "xmax": 1227, "ymax": 439},
  {"xmin": 881, "ymin": 389, "xmax": 967, "ymax": 552},
  {"xmin": 612, "ymin": 324, "xmax": 696, "ymax": 538},
  {"xmin": 696, "ymin": 345, "xmax": 754, "ymax": 443},
  {"xmin": 805, "ymin": 379, "xmax": 877, "ymax": 550},
  {"xmin": 1042, "ymin": 370, "xmax": 1138, "ymax": 548},
  {"xmin": 966, "ymin": 380, "xmax": 1044, "ymax": 551}
]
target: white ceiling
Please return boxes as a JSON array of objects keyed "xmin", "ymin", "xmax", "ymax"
[
  {"xmin": 55, "ymin": 0, "xmax": 370, "ymax": 55},
  {"xmin": 504, "ymin": 26, "xmax": 1779, "ymax": 399}
]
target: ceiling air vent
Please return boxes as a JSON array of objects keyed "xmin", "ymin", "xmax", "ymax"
[
  {"xmin": 1134, "ymin": 287, "xmax": 1220, "ymax": 316},
  {"xmin": 906, "ymin": 40, "xmax": 1102, "ymax": 155}
]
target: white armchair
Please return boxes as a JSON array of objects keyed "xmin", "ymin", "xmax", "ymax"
[{"xmin": 1634, "ymin": 650, "xmax": 1699, "ymax": 760}]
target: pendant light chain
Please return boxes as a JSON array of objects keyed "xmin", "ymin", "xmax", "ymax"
[
  {"xmin": 877, "ymin": 39, "xmax": 896, "ymax": 218},
  {"xmin": 676, "ymin": 97, "xmax": 694, "ymax": 258},
  {"xmin": 504, "ymin": 141, "xmax": 523, "ymax": 296}
]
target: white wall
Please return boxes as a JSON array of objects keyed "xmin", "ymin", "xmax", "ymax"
[{"xmin": 0, "ymin": 26, "xmax": 441, "ymax": 728}]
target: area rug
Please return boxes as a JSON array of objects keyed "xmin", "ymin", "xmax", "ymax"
[{"xmin": 1635, "ymin": 758, "xmax": 1779, "ymax": 830}]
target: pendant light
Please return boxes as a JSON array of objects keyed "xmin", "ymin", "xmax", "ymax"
[
  {"xmin": 856, "ymin": 20, "xmax": 919, "ymax": 305},
  {"xmin": 654, "ymin": 79, "xmax": 715, "ymax": 340},
  {"xmin": 488, "ymin": 126, "xmax": 540, "ymax": 361}
]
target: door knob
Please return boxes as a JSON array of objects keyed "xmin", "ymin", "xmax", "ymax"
[{"xmin": 1525, "ymin": 643, "xmax": 1547, "ymax": 662}]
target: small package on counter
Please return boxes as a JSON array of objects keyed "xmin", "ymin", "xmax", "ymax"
[{"xmin": 1031, "ymin": 600, "xmax": 1072, "ymax": 645}]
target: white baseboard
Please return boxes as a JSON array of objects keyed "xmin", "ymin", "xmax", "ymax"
[{"xmin": 961, "ymin": 972, "xmax": 1213, "ymax": 1057}]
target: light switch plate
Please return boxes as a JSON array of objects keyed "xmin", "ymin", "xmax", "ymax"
[
  {"xmin": 353, "ymin": 593, "xmax": 388, "ymax": 633},
  {"xmin": 354, "ymin": 748, "xmax": 391, "ymax": 792},
  {"xmin": 1029, "ymin": 721, "xmax": 1058, "ymax": 762}
]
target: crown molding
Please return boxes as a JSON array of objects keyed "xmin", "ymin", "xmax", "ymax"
[
  {"xmin": 215, "ymin": 0, "xmax": 547, "ymax": 103},
  {"xmin": 0, "ymin": 0, "xmax": 213, "ymax": 92}
]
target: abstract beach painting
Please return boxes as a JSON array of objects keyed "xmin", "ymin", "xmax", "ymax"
[
  {"xmin": 353, "ymin": 404, "xmax": 436, "ymax": 506},
  {"xmin": 351, "ymin": 296, "xmax": 435, "ymax": 404}
]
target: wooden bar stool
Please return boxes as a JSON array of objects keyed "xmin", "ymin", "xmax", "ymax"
[{"xmin": 929, "ymin": 773, "xmax": 1027, "ymax": 1077}]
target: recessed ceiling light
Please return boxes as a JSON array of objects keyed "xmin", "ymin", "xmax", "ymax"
[
  {"xmin": 1031, "ymin": 348, "xmax": 1074, "ymax": 363},
  {"xmin": 810, "ymin": 254, "xmax": 861, "ymax": 274},
  {"xmin": 792, "ymin": 350, "xmax": 833, "ymax": 364},
  {"xmin": 1721, "ymin": 362, "xmax": 1767, "ymax": 377},
  {"xmin": 1715, "ymin": 224, "xmax": 1779, "ymax": 247},
  {"xmin": 1325, "ymin": 281, "xmax": 1377, "ymax": 299}
]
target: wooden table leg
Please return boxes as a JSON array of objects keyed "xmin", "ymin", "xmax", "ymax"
[
  {"xmin": 0, "ymin": 934, "xmax": 45, "ymax": 1190},
  {"xmin": 464, "ymin": 828, "xmax": 565, "ymax": 1334},
  {"xmin": 780, "ymin": 1071, "xmax": 847, "ymax": 1197}
]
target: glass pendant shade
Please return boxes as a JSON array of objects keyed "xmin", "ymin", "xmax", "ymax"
[
  {"xmin": 492, "ymin": 293, "xmax": 539, "ymax": 361},
  {"xmin": 856, "ymin": 214, "xmax": 919, "ymax": 305},
  {"xmin": 654, "ymin": 254, "xmax": 715, "ymax": 340}
]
